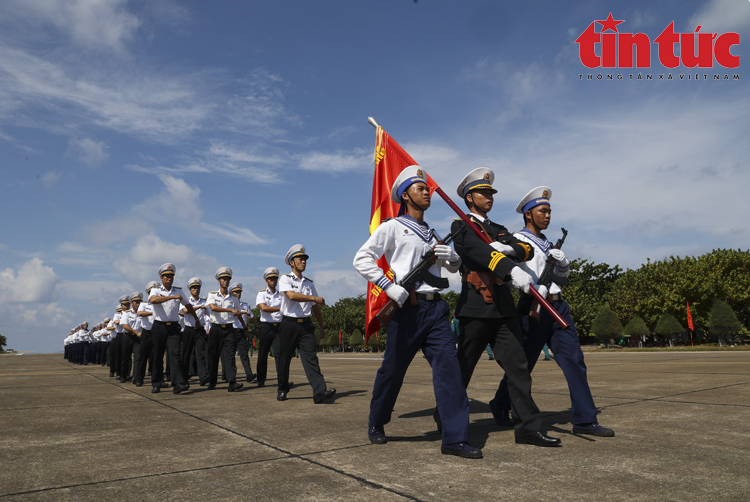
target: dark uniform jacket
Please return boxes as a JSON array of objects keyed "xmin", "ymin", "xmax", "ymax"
[{"xmin": 452, "ymin": 216, "xmax": 533, "ymax": 319}]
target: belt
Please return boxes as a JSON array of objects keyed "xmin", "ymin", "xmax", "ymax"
[
  {"xmin": 416, "ymin": 292, "xmax": 441, "ymax": 301},
  {"xmin": 548, "ymin": 293, "xmax": 562, "ymax": 301},
  {"xmin": 262, "ymin": 322, "xmax": 280, "ymax": 327},
  {"xmin": 283, "ymin": 316, "xmax": 311, "ymax": 323},
  {"xmin": 154, "ymin": 320, "xmax": 176, "ymax": 326}
]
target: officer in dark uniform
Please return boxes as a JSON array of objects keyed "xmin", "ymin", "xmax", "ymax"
[
  {"xmin": 495, "ymin": 186, "xmax": 615, "ymax": 437},
  {"xmin": 448, "ymin": 168, "xmax": 561, "ymax": 447}
]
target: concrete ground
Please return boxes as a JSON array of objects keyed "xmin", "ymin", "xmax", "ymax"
[{"xmin": 1, "ymin": 351, "xmax": 748, "ymax": 501}]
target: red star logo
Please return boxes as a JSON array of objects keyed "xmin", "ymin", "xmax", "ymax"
[{"xmin": 596, "ymin": 12, "xmax": 624, "ymax": 33}]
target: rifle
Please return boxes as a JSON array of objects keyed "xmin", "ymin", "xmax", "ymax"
[
  {"xmin": 375, "ymin": 233, "xmax": 453, "ymax": 327},
  {"xmin": 529, "ymin": 228, "xmax": 568, "ymax": 322}
]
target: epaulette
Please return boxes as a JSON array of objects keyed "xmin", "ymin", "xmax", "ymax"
[
  {"xmin": 174, "ymin": 286, "xmax": 182, "ymax": 289},
  {"xmin": 210, "ymin": 291, "xmax": 218, "ymax": 294},
  {"xmin": 285, "ymin": 273, "xmax": 295, "ymax": 277},
  {"xmin": 304, "ymin": 276, "xmax": 313, "ymax": 283}
]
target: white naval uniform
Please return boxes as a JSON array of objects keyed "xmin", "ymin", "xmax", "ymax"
[
  {"xmin": 513, "ymin": 229, "xmax": 570, "ymax": 296},
  {"xmin": 278, "ymin": 274, "xmax": 318, "ymax": 318},
  {"xmin": 256, "ymin": 288, "xmax": 282, "ymax": 323},
  {"xmin": 353, "ymin": 216, "xmax": 460, "ymax": 293}
]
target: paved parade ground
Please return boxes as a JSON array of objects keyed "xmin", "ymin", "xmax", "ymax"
[{"xmin": 1, "ymin": 351, "xmax": 748, "ymax": 501}]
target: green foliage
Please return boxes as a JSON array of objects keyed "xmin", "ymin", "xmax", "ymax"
[
  {"xmin": 0, "ymin": 333, "xmax": 6, "ymax": 353},
  {"xmin": 709, "ymin": 300, "xmax": 742, "ymax": 343},
  {"xmin": 623, "ymin": 316, "xmax": 650, "ymax": 339},
  {"xmin": 320, "ymin": 294, "xmax": 367, "ymax": 338},
  {"xmin": 442, "ymin": 290, "xmax": 459, "ymax": 317},
  {"xmin": 565, "ymin": 259, "xmax": 623, "ymax": 337},
  {"xmin": 605, "ymin": 249, "xmax": 750, "ymax": 336},
  {"xmin": 654, "ymin": 313, "xmax": 683, "ymax": 341},
  {"xmin": 349, "ymin": 328, "xmax": 364, "ymax": 347},
  {"xmin": 591, "ymin": 307, "xmax": 623, "ymax": 341}
]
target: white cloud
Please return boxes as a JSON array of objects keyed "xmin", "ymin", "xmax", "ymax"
[
  {"xmin": 2, "ymin": 0, "xmax": 140, "ymax": 53},
  {"xmin": 201, "ymin": 222, "xmax": 269, "ymax": 246},
  {"xmin": 0, "ymin": 258, "xmax": 61, "ymax": 303},
  {"xmin": 67, "ymin": 137, "xmax": 109, "ymax": 167},
  {"xmin": 40, "ymin": 170, "xmax": 62, "ymax": 187},
  {"xmin": 688, "ymin": 0, "xmax": 750, "ymax": 33},
  {"xmin": 297, "ymin": 149, "xmax": 371, "ymax": 173}
]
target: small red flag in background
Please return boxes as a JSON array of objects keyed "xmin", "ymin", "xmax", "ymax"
[
  {"xmin": 338, "ymin": 329, "xmax": 342, "ymax": 344},
  {"xmin": 686, "ymin": 302, "xmax": 695, "ymax": 331},
  {"xmin": 364, "ymin": 126, "xmax": 437, "ymax": 343}
]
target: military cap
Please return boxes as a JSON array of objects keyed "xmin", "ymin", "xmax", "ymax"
[
  {"xmin": 516, "ymin": 186, "xmax": 552, "ymax": 214},
  {"xmin": 215, "ymin": 267, "xmax": 232, "ymax": 280},
  {"xmin": 456, "ymin": 167, "xmax": 497, "ymax": 199},
  {"xmin": 390, "ymin": 165, "xmax": 428, "ymax": 204},
  {"xmin": 263, "ymin": 267, "xmax": 279, "ymax": 280},
  {"xmin": 130, "ymin": 292, "xmax": 143, "ymax": 302},
  {"xmin": 145, "ymin": 280, "xmax": 159, "ymax": 294},
  {"xmin": 158, "ymin": 263, "xmax": 176, "ymax": 276},
  {"xmin": 116, "ymin": 306, "xmax": 123, "ymax": 312},
  {"xmin": 187, "ymin": 277, "xmax": 202, "ymax": 288},
  {"xmin": 119, "ymin": 294, "xmax": 131, "ymax": 304},
  {"xmin": 229, "ymin": 282, "xmax": 243, "ymax": 293},
  {"xmin": 285, "ymin": 244, "xmax": 309, "ymax": 266}
]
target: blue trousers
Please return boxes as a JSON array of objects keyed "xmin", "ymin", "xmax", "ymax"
[
  {"xmin": 498, "ymin": 298, "xmax": 597, "ymax": 425},
  {"xmin": 369, "ymin": 298, "xmax": 469, "ymax": 445}
]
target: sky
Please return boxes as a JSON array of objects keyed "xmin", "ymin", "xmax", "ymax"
[{"xmin": 1, "ymin": 0, "xmax": 748, "ymax": 353}]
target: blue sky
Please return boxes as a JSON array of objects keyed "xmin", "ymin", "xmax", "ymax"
[{"xmin": 1, "ymin": 0, "xmax": 748, "ymax": 353}]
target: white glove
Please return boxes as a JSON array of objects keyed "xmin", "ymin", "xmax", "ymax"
[
  {"xmin": 549, "ymin": 249, "xmax": 569, "ymax": 267},
  {"xmin": 537, "ymin": 285, "xmax": 548, "ymax": 299},
  {"xmin": 385, "ymin": 284, "xmax": 409, "ymax": 307},
  {"xmin": 433, "ymin": 244, "xmax": 459, "ymax": 263},
  {"xmin": 510, "ymin": 267, "xmax": 533, "ymax": 294},
  {"xmin": 490, "ymin": 241, "xmax": 516, "ymax": 256}
]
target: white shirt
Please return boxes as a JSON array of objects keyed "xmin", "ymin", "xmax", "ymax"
[
  {"xmin": 120, "ymin": 309, "xmax": 138, "ymax": 333},
  {"xmin": 149, "ymin": 285, "xmax": 191, "ymax": 323},
  {"xmin": 513, "ymin": 230, "xmax": 571, "ymax": 296},
  {"xmin": 206, "ymin": 290, "xmax": 241, "ymax": 325},
  {"xmin": 278, "ymin": 273, "xmax": 318, "ymax": 318},
  {"xmin": 138, "ymin": 302, "xmax": 154, "ymax": 330},
  {"xmin": 256, "ymin": 288, "xmax": 282, "ymax": 323},
  {"xmin": 113, "ymin": 312, "xmax": 124, "ymax": 334},
  {"xmin": 232, "ymin": 300, "xmax": 253, "ymax": 329},
  {"xmin": 183, "ymin": 296, "xmax": 206, "ymax": 328},
  {"xmin": 353, "ymin": 216, "xmax": 460, "ymax": 294},
  {"xmin": 103, "ymin": 320, "xmax": 115, "ymax": 342}
]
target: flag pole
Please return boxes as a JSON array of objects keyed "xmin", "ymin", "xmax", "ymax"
[{"xmin": 366, "ymin": 118, "xmax": 569, "ymax": 330}]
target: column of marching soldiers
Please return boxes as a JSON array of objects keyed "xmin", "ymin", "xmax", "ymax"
[
  {"xmin": 62, "ymin": 166, "xmax": 619, "ymax": 459},
  {"xmin": 64, "ymin": 243, "xmax": 335, "ymax": 404}
]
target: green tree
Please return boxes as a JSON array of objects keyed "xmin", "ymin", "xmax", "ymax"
[
  {"xmin": 709, "ymin": 300, "xmax": 742, "ymax": 345},
  {"xmin": 654, "ymin": 313, "xmax": 684, "ymax": 346},
  {"xmin": 0, "ymin": 333, "xmax": 6, "ymax": 353},
  {"xmin": 623, "ymin": 316, "xmax": 650, "ymax": 346},
  {"xmin": 590, "ymin": 307, "xmax": 623, "ymax": 345},
  {"xmin": 564, "ymin": 258, "xmax": 623, "ymax": 338},
  {"xmin": 349, "ymin": 328, "xmax": 364, "ymax": 349}
]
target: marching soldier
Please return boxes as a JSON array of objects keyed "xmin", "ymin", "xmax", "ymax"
[
  {"xmin": 135, "ymin": 281, "xmax": 158, "ymax": 388},
  {"xmin": 119, "ymin": 292, "xmax": 143, "ymax": 383},
  {"xmin": 255, "ymin": 267, "xmax": 282, "ymax": 387},
  {"xmin": 495, "ymin": 187, "xmax": 615, "ymax": 437},
  {"xmin": 352, "ymin": 165, "xmax": 481, "ymax": 459},
  {"xmin": 206, "ymin": 267, "xmax": 245, "ymax": 392},
  {"xmin": 276, "ymin": 245, "xmax": 335, "ymax": 404},
  {"xmin": 447, "ymin": 168, "xmax": 561, "ymax": 447},
  {"xmin": 181, "ymin": 277, "xmax": 209, "ymax": 386},
  {"xmin": 111, "ymin": 297, "xmax": 130, "ymax": 379},
  {"xmin": 148, "ymin": 263, "xmax": 202, "ymax": 394},
  {"xmin": 230, "ymin": 282, "xmax": 258, "ymax": 383}
]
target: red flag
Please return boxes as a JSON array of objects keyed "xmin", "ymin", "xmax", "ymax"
[
  {"xmin": 338, "ymin": 329, "xmax": 342, "ymax": 344},
  {"xmin": 364, "ymin": 126, "xmax": 437, "ymax": 343},
  {"xmin": 686, "ymin": 302, "xmax": 694, "ymax": 331}
]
